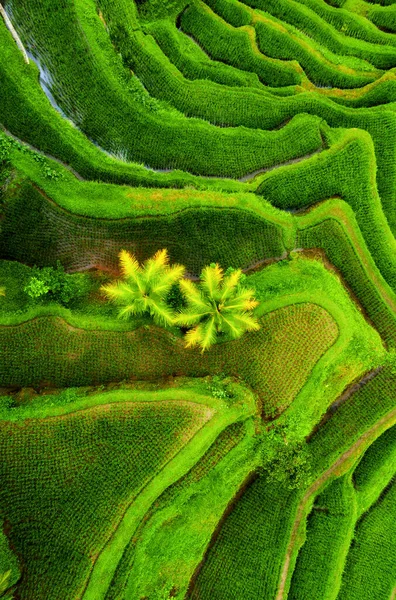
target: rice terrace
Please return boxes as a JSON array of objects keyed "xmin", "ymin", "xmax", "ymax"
[{"xmin": 1, "ymin": 0, "xmax": 396, "ymax": 598}]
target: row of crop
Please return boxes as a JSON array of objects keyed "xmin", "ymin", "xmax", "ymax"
[
  {"xmin": 0, "ymin": 19, "xmax": 243, "ymax": 192},
  {"xmin": 337, "ymin": 478, "xmax": 396, "ymax": 600},
  {"xmin": 179, "ymin": 2, "xmax": 302, "ymax": 87},
  {"xmin": 239, "ymin": 0, "xmax": 396, "ymax": 67},
  {"xmin": 297, "ymin": 210, "xmax": 396, "ymax": 348},
  {"xmin": 146, "ymin": 19, "xmax": 264, "ymax": 90},
  {"xmin": 253, "ymin": 12, "xmax": 381, "ymax": 89},
  {"xmin": 109, "ymin": 420, "xmax": 256, "ymax": 599},
  {"xmin": 288, "ymin": 475, "xmax": 357, "ymax": 600},
  {"xmin": 259, "ymin": 128, "xmax": 396, "ymax": 291},
  {"xmin": 308, "ymin": 364, "xmax": 396, "ymax": 476},
  {"xmin": 4, "ymin": 0, "xmax": 322, "ymax": 178},
  {"xmin": 289, "ymin": 423, "xmax": 396, "ymax": 600},
  {"xmin": 188, "ymin": 475, "xmax": 301, "ymax": 599},
  {"xmin": 0, "ymin": 301, "xmax": 338, "ymax": 416},
  {"xmin": 0, "ymin": 398, "xmax": 207, "ymax": 599},
  {"xmin": 0, "ymin": 180, "xmax": 288, "ymax": 273},
  {"xmin": 359, "ymin": 3, "xmax": 396, "ymax": 34},
  {"xmin": 352, "ymin": 423, "xmax": 396, "ymax": 516},
  {"xmin": 191, "ymin": 361, "xmax": 396, "ymax": 599},
  {"xmin": 287, "ymin": 0, "xmax": 396, "ymax": 45},
  {"xmin": 3, "ymin": 4, "xmax": 396, "ymax": 228},
  {"xmin": 183, "ymin": 1, "xmax": 385, "ymax": 89}
]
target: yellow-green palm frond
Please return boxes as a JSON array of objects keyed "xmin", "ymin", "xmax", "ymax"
[
  {"xmin": 220, "ymin": 269, "xmax": 242, "ymax": 302},
  {"xmin": 200, "ymin": 263, "xmax": 223, "ymax": 299},
  {"xmin": 221, "ymin": 312, "xmax": 260, "ymax": 339},
  {"xmin": 119, "ymin": 249, "xmax": 140, "ymax": 279},
  {"xmin": 100, "ymin": 281, "xmax": 124, "ymax": 301},
  {"xmin": 148, "ymin": 297, "xmax": 175, "ymax": 326},
  {"xmin": 143, "ymin": 248, "xmax": 169, "ymax": 282},
  {"xmin": 174, "ymin": 308, "xmax": 211, "ymax": 328},
  {"xmin": 184, "ymin": 324, "xmax": 204, "ymax": 349},
  {"xmin": 100, "ymin": 281, "xmax": 138, "ymax": 303},
  {"xmin": 0, "ymin": 286, "xmax": 5, "ymax": 297},
  {"xmin": 179, "ymin": 278, "xmax": 210, "ymax": 311},
  {"xmin": 150, "ymin": 263, "xmax": 186, "ymax": 296},
  {"xmin": 243, "ymin": 298, "xmax": 260, "ymax": 311},
  {"xmin": 200, "ymin": 316, "xmax": 217, "ymax": 352},
  {"xmin": 117, "ymin": 303, "xmax": 143, "ymax": 320},
  {"xmin": 222, "ymin": 287, "xmax": 259, "ymax": 312}
]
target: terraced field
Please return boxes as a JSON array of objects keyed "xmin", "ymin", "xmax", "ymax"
[{"xmin": 0, "ymin": 0, "xmax": 395, "ymax": 598}]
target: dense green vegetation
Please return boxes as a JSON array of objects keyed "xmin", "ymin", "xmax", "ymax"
[{"xmin": 0, "ymin": 0, "xmax": 395, "ymax": 598}]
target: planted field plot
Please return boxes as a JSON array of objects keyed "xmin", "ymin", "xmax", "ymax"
[{"xmin": 0, "ymin": 0, "xmax": 396, "ymax": 598}]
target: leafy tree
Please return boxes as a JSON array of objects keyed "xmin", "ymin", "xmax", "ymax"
[
  {"xmin": 175, "ymin": 263, "xmax": 260, "ymax": 352},
  {"xmin": 100, "ymin": 249, "xmax": 185, "ymax": 325}
]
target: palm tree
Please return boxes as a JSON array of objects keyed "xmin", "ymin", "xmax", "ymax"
[
  {"xmin": 175, "ymin": 264, "xmax": 260, "ymax": 352},
  {"xmin": 100, "ymin": 249, "xmax": 185, "ymax": 326}
]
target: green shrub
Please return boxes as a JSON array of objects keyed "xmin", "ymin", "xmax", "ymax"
[{"xmin": 24, "ymin": 262, "xmax": 86, "ymax": 305}]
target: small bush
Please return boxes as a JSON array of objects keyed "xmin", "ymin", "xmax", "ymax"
[{"xmin": 24, "ymin": 262, "xmax": 85, "ymax": 306}]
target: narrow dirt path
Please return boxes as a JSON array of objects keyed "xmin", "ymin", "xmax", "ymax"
[
  {"xmin": 0, "ymin": 4, "xmax": 29, "ymax": 63},
  {"xmin": 276, "ymin": 406, "xmax": 396, "ymax": 600}
]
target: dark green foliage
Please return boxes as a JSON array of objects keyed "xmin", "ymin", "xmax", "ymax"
[
  {"xmin": 24, "ymin": 262, "xmax": 87, "ymax": 305},
  {"xmin": 260, "ymin": 437, "xmax": 312, "ymax": 490},
  {"xmin": 0, "ymin": 181, "xmax": 287, "ymax": 274},
  {"xmin": 165, "ymin": 282, "xmax": 187, "ymax": 311}
]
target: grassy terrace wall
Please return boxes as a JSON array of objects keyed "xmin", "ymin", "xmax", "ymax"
[{"xmin": 1, "ymin": 0, "xmax": 396, "ymax": 598}]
